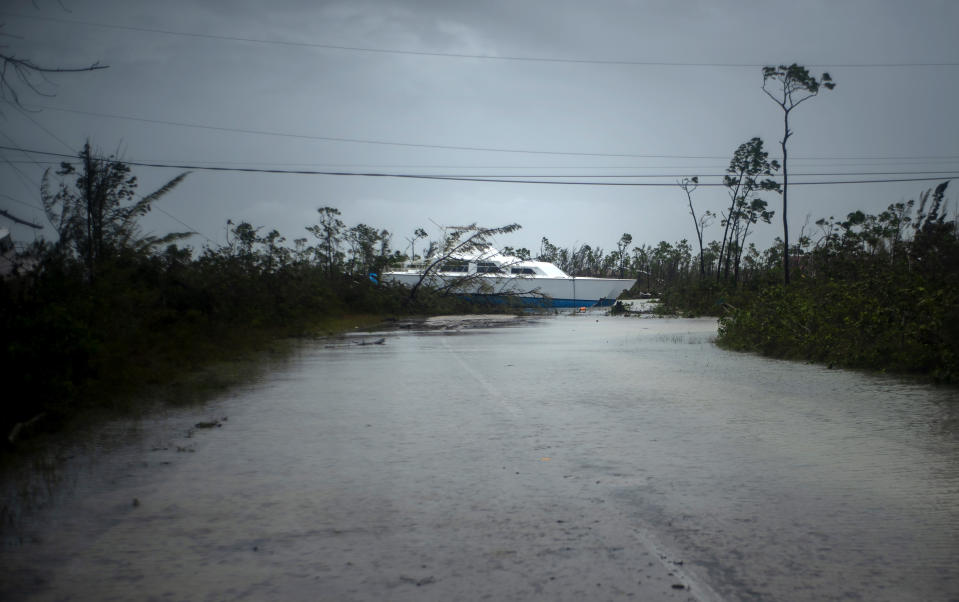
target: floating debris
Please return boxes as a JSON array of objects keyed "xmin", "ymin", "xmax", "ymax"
[{"xmin": 400, "ymin": 575, "xmax": 436, "ymax": 587}]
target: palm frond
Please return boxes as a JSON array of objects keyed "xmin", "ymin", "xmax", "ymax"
[{"xmin": 119, "ymin": 172, "xmax": 190, "ymax": 232}]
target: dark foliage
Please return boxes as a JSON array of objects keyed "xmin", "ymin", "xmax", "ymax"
[
  {"xmin": 0, "ymin": 148, "xmax": 489, "ymax": 445},
  {"xmin": 700, "ymin": 183, "xmax": 958, "ymax": 382}
]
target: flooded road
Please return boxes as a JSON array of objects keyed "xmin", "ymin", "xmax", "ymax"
[{"xmin": 2, "ymin": 313, "xmax": 958, "ymax": 601}]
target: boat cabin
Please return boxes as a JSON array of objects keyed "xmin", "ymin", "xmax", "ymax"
[{"xmin": 434, "ymin": 255, "xmax": 567, "ymax": 278}]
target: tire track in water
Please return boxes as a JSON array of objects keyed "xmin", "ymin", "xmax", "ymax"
[
  {"xmin": 440, "ymin": 335, "xmax": 521, "ymax": 417},
  {"xmin": 441, "ymin": 331, "xmax": 723, "ymax": 601}
]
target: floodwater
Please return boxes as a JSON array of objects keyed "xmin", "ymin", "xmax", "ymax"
[{"xmin": 2, "ymin": 312, "xmax": 958, "ymax": 601}]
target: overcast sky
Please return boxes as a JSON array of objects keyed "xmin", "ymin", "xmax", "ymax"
[{"xmin": 2, "ymin": 0, "xmax": 957, "ymax": 257}]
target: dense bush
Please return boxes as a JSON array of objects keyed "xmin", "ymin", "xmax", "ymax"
[
  {"xmin": 0, "ymin": 147, "xmax": 483, "ymax": 444},
  {"xmin": 712, "ymin": 183, "xmax": 959, "ymax": 381},
  {"xmin": 717, "ymin": 276, "xmax": 958, "ymax": 381},
  {"xmin": 0, "ymin": 241, "xmax": 425, "ymax": 441},
  {"xmin": 3, "ymin": 144, "xmax": 955, "ymax": 446}
]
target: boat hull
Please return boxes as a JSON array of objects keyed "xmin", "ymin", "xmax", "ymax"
[{"xmin": 384, "ymin": 272, "xmax": 635, "ymax": 308}]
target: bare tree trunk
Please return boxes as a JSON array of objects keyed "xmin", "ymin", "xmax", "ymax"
[{"xmin": 781, "ymin": 111, "xmax": 792, "ymax": 286}]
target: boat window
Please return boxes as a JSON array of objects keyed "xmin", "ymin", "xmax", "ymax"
[
  {"xmin": 510, "ymin": 267, "xmax": 536, "ymax": 275},
  {"xmin": 440, "ymin": 261, "xmax": 468, "ymax": 272},
  {"xmin": 477, "ymin": 262, "xmax": 502, "ymax": 273}
]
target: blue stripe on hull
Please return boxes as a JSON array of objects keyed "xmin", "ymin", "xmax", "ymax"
[{"xmin": 458, "ymin": 295, "xmax": 617, "ymax": 308}]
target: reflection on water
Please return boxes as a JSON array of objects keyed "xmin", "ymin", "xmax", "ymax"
[{"xmin": 1, "ymin": 313, "xmax": 957, "ymax": 601}]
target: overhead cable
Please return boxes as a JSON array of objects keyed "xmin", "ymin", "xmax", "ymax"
[
  {"xmin": 27, "ymin": 104, "xmax": 959, "ymax": 163},
  {"xmin": 30, "ymin": 105, "xmax": 725, "ymax": 159},
  {"xmin": 3, "ymin": 12, "xmax": 958, "ymax": 69},
  {"xmin": 3, "ymin": 144, "xmax": 954, "ymax": 187}
]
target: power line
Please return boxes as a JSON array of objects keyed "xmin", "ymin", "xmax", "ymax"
[
  {"xmin": 3, "ymin": 143, "xmax": 954, "ymax": 187},
  {"xmin": 28, "ymin": 104, "xmax": 959, "ymax": 164},
  {"xmin": 107, "ymin": 168, "xmax": 959, "ymax": 178},
  {"xmin": 12, "ymin": 103, "xmax": 77, "ymax": 154},
  {"xmin": 6, "ymin": 144, "xmax": 956, "ymax": 180},
  {"xmin": 31, "ymin": 105, "xmax": 725, "ymax": 159},
  {"xmin": 29, "ymin": 163, "xmax": 957, "ymax": 179},
  {"xmin": 0, "ymin": 149, "xmax": 39, "ymax": 191},
  {"xmin": 0, "ymin": 155, "xmax": 214, "ymax": 242},
  {"xmin": 4, "ymin": 12, "xmax": 958, "ymax": 69},
  {"xmin": 0, "ymin": 191, "xmax": 43, "ymax": 212},
  {"xmin": 5, "ymin": 158, "xmax": 959, "ymax": 171},
  {"xmin": 3, "ymin": 156, "xmax": 955, "ymax": 178},
  {"xmin": 151, "ymin": 206, "xmax": 215, "ymax": 244}
]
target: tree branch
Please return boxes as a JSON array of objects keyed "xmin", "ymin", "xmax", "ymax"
[
  {"xmin": 0, "ymin": 53, "xmax": 107, "ymax": 109},
  {"xmin": 0, "ymin": 53, "xmax": 107, "ymax": 74},
  {"xmin": 0, "ymin": 208, "xmax": 42, "ymax": 229}
]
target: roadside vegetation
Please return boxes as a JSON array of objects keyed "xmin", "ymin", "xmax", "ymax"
[
  {"xmin": 652, "ymin": 64, "xmax": 957, "ymax": 383},
  {"xmin": 716, "ymin": 183, "xmax": 958, "ymax": 382},
  {"xmin": 6, "ymin": 140, "xmax": 956, "ymax": 449},
  {"xmin": 3, "ymin": 63, "xmax": 956, "ymax": 448},
  {"xmin": 657, "ymin": 182, "xmax": 959, "ymax": 383},
  {"xmin": 0, "ymin": 145, "xmax": 504, "ymax": 446}
]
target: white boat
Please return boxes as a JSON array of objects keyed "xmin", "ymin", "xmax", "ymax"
[{"xmin": 383, "ymin": 247, "xmax": 636, "ymax": 308}]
